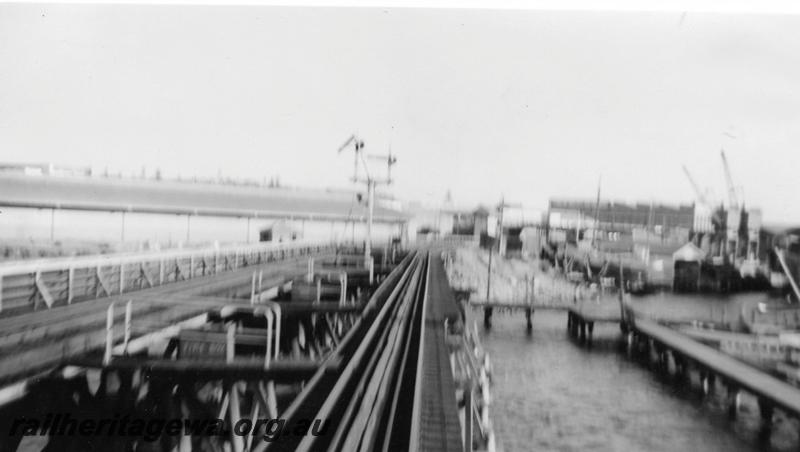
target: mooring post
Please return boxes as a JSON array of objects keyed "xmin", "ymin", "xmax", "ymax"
[
  {"xmin": 227, "ymin": 324, "xmax": 235, "ymax": 363},
  {"xmin": 706, "ymin": 373, "xmax": 716, "ymax": 394},
  {"xmin": 104, "ymin": 302, "xmax": 114, "ymax": 365},
  {"xmin": 673, "ymin": 354, "xmax": 686, "ymax": 381},
  {"xmin": 626, "ymin": 331, "xmax": 634, "ymax": 354},
  {"xmin": 587, "ymin": 322, "xmax": 594, "ymax": 343},
  {"xmin": 368, "ymin": 256, "xmax": 374, "ymax": 285},
  {"xmin": 525, "ymin": 307, "xmax": 533, "ymax": 330},
  {"xmin": 668, "ymin": 350, "xmax": 678, "ymax": 375},
  {"xmin": 250, "ymin": 272, "xmax": 257, "ymax": 305},
  {"xmin": 484, "ymin": 307, "xmax": 493, "ymax": 329},
  {"xmin": 339, "ymin": 273, "xmax": 347, "ymax": 306},
  {"xmin": 758, "ymin": 398, "xmax": 774, "ymax": 434},
  {"xmin": 67, "ymin": 266, "xmax": 74, "ymax": 304},
  {"xmin": 525, "ymin": 274, "xmax": 530, "ymax": 305},
  {"xmin": 658, "ymin": 348, "xmax": 667, "ymax": 373},
  {"xmin": 463, "ymin": 381, "xmax": 474, "ymax": 452},
  {"xmin": 699, "ymin": 370, "xmax": 708, "ymax": 393},
  {"xmin": 123, "ymin": 300, "xmax": 132, "ymax": 355},
  {"xmin": 726, "ymin": 384, "xmax": 741, "ymax": 419},
  {"xmin": 648, "ymin": 339, "xmax": 657, "ymax": 365}
]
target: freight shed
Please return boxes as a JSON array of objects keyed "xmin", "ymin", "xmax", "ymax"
[{"xmin": 0, "ymin": 174, "xmax": 407, "ymax": 250}]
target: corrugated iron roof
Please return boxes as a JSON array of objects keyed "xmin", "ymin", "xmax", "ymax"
[{"xmin": 0, "ymin": 175, "xmax": 407, "ymax": 223}]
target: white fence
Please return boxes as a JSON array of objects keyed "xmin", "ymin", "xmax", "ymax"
[{"xmin": 0, "ymin": 240, "xmax": 333, "ymax": 314}]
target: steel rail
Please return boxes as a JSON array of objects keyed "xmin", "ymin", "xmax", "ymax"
[
  {"xmin": 382, "ymin": 253, "xmax": 429, "ymax": 452},
  {"xmin": 359, "ymin": 253, "xmax": 428, "ymax": 452},
  {"xmin": 292, "ymin": 254, "xmax": 421, "ymax": 452},
  {"xmin": 257, "ymin": 252, "xmax": 418, "ymax": 452},
  {"xmin": 325, "ymin": 256, "xmax": 424, "ymax": 452},
  {"xmin": 260, "ymin": 252, "xmax": 430, "ymax": 452}
]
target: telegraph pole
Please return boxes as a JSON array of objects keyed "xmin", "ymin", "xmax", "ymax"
[
  {"xmin": 366, "ymin": 179, "xmax": 375, "ymax": 259},
  {"xmin": 486, "ymin": 197, "xmax": 513, "ymax": 301}
]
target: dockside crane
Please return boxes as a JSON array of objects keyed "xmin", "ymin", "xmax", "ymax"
[
  {"xmin": 682, "ymin": 165, "xmax": 710, "ymax": 207},
  {"xmin": 719, "ymin": 149, "xmax": 754, "ymax": 262},
  {"xmin": 720, "ymin": 149, "xmax": 740, "ymax": 210},
  {"xmin": 682, "ymin": 163, "xmax": 726, "ymax": 256}
]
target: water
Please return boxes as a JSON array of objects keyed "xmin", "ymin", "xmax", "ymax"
[{"xmin": 477, "ymin": 308, "xmax": 800, "ymax": 452}]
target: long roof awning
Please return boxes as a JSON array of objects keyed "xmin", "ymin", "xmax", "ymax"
[{"xmin": 0, "ymin": 175, "xmax": 408, "ymax": 224}]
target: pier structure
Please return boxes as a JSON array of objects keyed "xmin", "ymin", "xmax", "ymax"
[
  {"xmin": 461, "ymin": 241, "xmax": 800, "ymax": 443},
  {"xmin": 0, "ymin": 237, "xmax": 492, "ymax": 452},
  {"xmin": 467, "ymin": 273, "xmax": 538, "ymax": 330},
  {"xmin": 556, "ymin": 266, "xmax": 800, "ymax": 436},
  {"xmin": 566, "ymin": 295, "xmax": 626, "ymax": 344},
  {"xmin": 622, "ymin": 316, "xmax": 800, "ymax": 434}
]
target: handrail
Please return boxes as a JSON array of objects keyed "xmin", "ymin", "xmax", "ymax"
[
  {"xmin": 263, "ymin": 301, "xmax": 282, "ymax": 364},
  {"xmin": 0, "ymin": 239, "xmax": 328, "ymax": 276},
  {"xmin": 264, "ymin": 310, "xmax": 274, "ymax": 368},
  {"xmin": 0, "ymin": 240, "xmax": 334, "ymax": 313},
  {"xmin": 219, "ymin": 303, "xmax": 282, "ymax": 367}
]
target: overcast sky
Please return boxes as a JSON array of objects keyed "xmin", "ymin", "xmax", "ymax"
[{"xmin": 1, "ymin": 4, "xmax": 799, "ymax": 222}]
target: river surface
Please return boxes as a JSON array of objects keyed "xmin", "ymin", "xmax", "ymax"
[{"xmin": 476, "ymin": 306, "xmax": 800, "ymax": 452}]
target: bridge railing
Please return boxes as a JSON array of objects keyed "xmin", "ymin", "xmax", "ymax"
[
  {"xmin": 413, "ymin": 234, "xmax": 479, "ymax": 249},
  {"xmin": 0, "ymin": 240, "xmax": 333, "ymax": 314}
]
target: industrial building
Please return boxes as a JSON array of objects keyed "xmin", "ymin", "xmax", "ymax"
[{"xmin": 0, "ymin": 171, "xmax": 407, "ymax": 258}]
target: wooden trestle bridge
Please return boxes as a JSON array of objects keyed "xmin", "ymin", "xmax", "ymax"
[{"xmin": 0, "ymin": 241, "xmax": 493, "ymax": 452}]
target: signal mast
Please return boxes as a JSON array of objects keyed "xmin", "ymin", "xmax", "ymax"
[{"xmin": 337, "ymin": 134, "xmax": 397, "ymax": 261}]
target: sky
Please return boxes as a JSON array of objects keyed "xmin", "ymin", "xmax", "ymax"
[{"xmin": 1, "ymin": 4, "xmax": 800, "ymax": 222}]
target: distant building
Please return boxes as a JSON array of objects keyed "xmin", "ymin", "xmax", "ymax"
[
  {"xmin": 0, "ymin": 173, "xmax": 406, "ymax": 248},
  {"xmin": 259, "ymin": 220, "xmax": 300, "ymax": 242},
  {"xmin": 548, "ymin": 199, "xmax": 692, "ymax": 248},
  {"xmin": 472, "ymin": 207, "xmax": 490, "ymax": 238},
  {"xmin": 673, "ymin": 242, "xmax": 707, "ymax": 292},
  {"xmin": 0, "ymin": 162, "xmax": 92, "ymax": 177},
  {"xmin": 450, "ymin": 206, "xmax": 491, "ymax": 238},
  {"xmin": 547, "ymin": 199, "xmax": 696, "ymax": 286},
  {"xmin": 549, "ymin": 199, "xmax": 694, "ymax": 234}
]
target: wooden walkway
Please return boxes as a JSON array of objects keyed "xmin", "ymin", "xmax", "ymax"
[
  {"xmin": 633, "ymin": 317, "xmax": 800, "ymax": 417},
  {"xmin": 568, "ymin": 298, "xmax": 624, "ymax": 323},
  {"xmin": 418, "ymin": 254, "xmax": 463, "ymax": 452},
  {"xmin": 469, "ymin": 299, "xmax": 569, "ymax": 310},
  {"xmin": 0, "ymin": 255, "xmax": 323, "ymax": 385}
]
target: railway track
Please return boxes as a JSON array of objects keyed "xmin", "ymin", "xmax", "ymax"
[
  {"xmin": 263, "ymin": 250, "xmax": 441, "ymax": 452},
  {"xmin": 0, "ymin": 246, "xmax": 467, "ymax": 452}
]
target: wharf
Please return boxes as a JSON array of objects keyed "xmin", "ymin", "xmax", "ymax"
[{"xmin": 631, "ymin": 317, "xmax": 800, "ymax": 418}]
